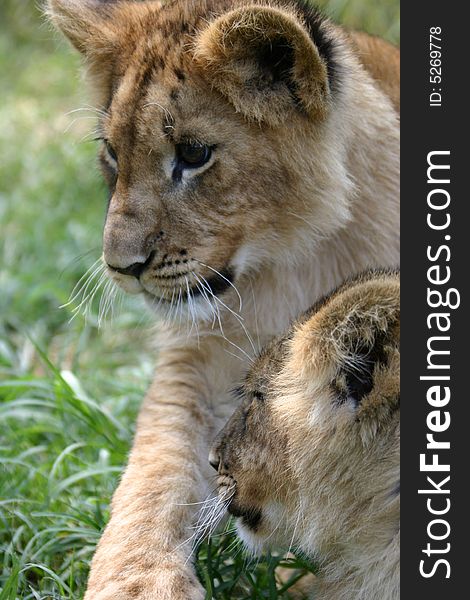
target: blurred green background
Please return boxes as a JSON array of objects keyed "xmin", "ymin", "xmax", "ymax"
[{"xmin": 0, "ymin": 1, "xmax": 399, "ymax": 598}]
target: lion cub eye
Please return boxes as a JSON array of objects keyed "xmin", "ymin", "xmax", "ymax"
[
  {"xmin": 176, "ymin": 143, "xmax": 211, "ymax": 169},
  {"xmin": 104, "ymin": 140, "xmax": 117, "ymax": 163}
]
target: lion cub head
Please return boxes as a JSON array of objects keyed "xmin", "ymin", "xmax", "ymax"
[
  {"xmin": 210, "ymin": 271, "xmax": 400, "ymax": 573},
  {"xmin": 47, "ymin": 0, "xmax": 355, "ymax": 318}
]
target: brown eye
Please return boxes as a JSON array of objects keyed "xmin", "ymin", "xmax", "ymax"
[{"xmin": 177, "ymin": 143, "xmax": 211, "ymax": 168}]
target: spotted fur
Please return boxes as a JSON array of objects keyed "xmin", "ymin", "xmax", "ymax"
[
  {"xmin": 211, "ymin": 270, "xmax": 400, "ymax": 600},
  {"xmin": 47, "ymin": 1, "xmax": 400, "ymax": 598}
]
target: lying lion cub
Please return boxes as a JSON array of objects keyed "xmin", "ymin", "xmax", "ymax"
[{"xmin": 210, "ymin": 271, "xmax": 400, "ymax": 600}]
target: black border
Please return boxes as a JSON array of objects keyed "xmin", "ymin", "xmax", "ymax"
[{"xmin": 401, "ymin": 1, "xmax": 467, "ymax": 596}]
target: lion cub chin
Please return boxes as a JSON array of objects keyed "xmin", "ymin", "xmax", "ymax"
[{"xmin": 210, "ymin": 270, "xmax": 400, "ymax": 600}]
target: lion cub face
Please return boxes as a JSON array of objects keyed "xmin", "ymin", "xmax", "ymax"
[
  {"xmin": 48, "ymin": 0, "xmax": 350, "ymax": 318},
  {"xmin": 210, "ymin": 271, "xmax": 400, "ymax": 556}
]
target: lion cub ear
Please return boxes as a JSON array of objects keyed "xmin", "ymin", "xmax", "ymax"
[
  {"xmin": 291, "ymin": 272, "xmax": 400, "ymax": 410},
  {"xmin": 46, "ymin": 0, "xmax": 117, "ymax": 54},
  {"xmin": 329, "ymin": 274, "xmax": 400, "ymax": 409},
  {"xmin": 46, "ymin": 1, "xmax": 122, "ymax": 103},
  {"xmin": 194, "ymin": 5, "xmax": 331, "ymax": 125}
]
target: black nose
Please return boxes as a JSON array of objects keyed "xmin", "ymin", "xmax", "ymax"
[{"xmin": 108, "ymin": 251, "xmax": 155, "ymax": 279}]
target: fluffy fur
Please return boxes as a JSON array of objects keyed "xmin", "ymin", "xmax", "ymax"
[
  {"xmin": 211, "ymin": 271, "xmax": 400, "ymax": 600},
  {"xmin": 47, "ymin": 1, "xmax": 400, "ymax": 598}
]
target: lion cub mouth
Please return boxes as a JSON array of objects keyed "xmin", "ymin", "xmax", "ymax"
[
  {"xmin": 217, "ymin": 475, "xmax": 262, "ymax": 532},
  {"xmin": 110, "ymin": 257, "xmax": 236, "ymax": 305},
  {"xmin": 152, "ymin": 267, "xmax": 234, "ymax": 299}
]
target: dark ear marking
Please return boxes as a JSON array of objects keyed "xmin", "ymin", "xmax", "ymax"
[
  {"xmin": 294, "ymin": 0, "xmax": 341, "ymax": 95},
  {"xmin": 250, "ymin": 37, "xmax": 313, "ymax": 112},
  {"xmin": 334, "ymin": 333, "xmax": 388, "ymax": 407}
]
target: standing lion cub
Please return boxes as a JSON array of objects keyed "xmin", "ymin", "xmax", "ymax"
[
  {"xmin": 47, "ymin": 0, "xmax": 399, "ymax": 597},
  {"xmin": 211, "ymin": 270, "xmax": 400, "ymax": 600}
]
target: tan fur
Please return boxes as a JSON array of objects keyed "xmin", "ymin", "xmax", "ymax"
[
  {"xmin": 211, "ymin": 271, "xmax": 400, "ymax": 600},
  {"xmin": 194, "ymin": 5, "xmax": 330, "ymax": 123},
  {"xmin": 47, "ymin": 1, "xmax": 400, "ymax": 598},
  {"xmin": 350, "ymin": 31, "xmax": 400, "ymax": 112}
]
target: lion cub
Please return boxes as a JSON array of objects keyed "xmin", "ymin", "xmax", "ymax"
[{"xmin": 210, "ymin": 271, "xmax": 400, "ymax": 600}]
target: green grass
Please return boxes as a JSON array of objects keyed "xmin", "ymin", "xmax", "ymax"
[{"xmin": 0, "ymin": 1, "xmax": 399, "ymax": 598}]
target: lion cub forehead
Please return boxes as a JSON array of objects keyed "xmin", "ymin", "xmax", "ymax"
[
  {"xmin": 244, "ymin": 333, "xmax": 292, "ymax": 398},
  {"xmin": 84, "ymin": 1, "xmax": 221, "ymax": 113}
]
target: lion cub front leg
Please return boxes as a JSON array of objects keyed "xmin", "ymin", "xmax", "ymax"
[{"xmin": 84, "ymin": 347, "xmax": 216, "ymax": 600}]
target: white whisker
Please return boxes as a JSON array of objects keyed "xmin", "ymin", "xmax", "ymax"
[
  {"xmin": 63, "ymin": 116, "xmax": 100, "ymax": 134},
  {"xmin": 61, "ymin": 257, "xmax": 119, "ymax": 324},
  {"xmin": 196, "ymin": 260, "xmax": 243, "ymax": 312},
  {"xmin": 65, "ymin": 105, "xmax": 108, "ymax": 119},
  {"xmin": 172, "ymin": 485, "xmax": 236, "ymax": 565},
  {"xmin": 198, "ymin": 274, "xmax": 255, "ymax": 363},
  {"xmin": 249, "ymin": 278, "xmax": 262, "ymax": 353},
  {"xmin": 60, "ymin": 258, "xmax": 103, "ymax": 309}
]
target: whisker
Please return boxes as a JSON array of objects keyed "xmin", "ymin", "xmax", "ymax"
[
  {"xmin": 249, "ymin": 278, "xmax": 262, "ymax": 353},
  {"xmin": 286, "ymin": 493, "xmax": 303, "ymax": 557},
  {"xmin": 61, "ymin": 258, "xmax": 114, "ymax": 324},
  {"xmin": 58, "ymin": 248, "xmax": 101, "ymax": 280},
  {"xmin": 183, "ymin": 485, "xmax": 235, "ymax": 559},
  {"xmin": 79, "ymin": 127, "xmax": 105, "ymax": 144},
  {"xmin": 196, "ymin": 260, "xmax": 243, "ymax": 312},
  {"xmin": 60, "ymin": 258, "xmax": 103, "ymax": 308},
  {"xmin": 100, "ymin": 279, "xmax": 118, "ymax": 327},
  {"xmin": 184, "ymin": 276, "xmax": 199, "ymax": 344},
  {"xmin": 192, "ymin": 274, "xmax": 218, "ymax": 325},
  {"xmin": 177, "ymin": 288, "xmax": 184, "ymax": 328},
  {"xmin": 98, "ymin": 278, "xmax": 115, "ymax": 327},
  {"xmin": 63, "ymin": 116, "xmax": 100, "ymax": 134},
  {"xmin": 65, "ymin": 105, "xmax": 108, "ymax": 119},
  {"xmin": 198, "ymin": 275, "xmax": 255, "ymax": 363},
  {"xmin": 82, "ymin": 271, "xmax": 107, "ymax": 318}
]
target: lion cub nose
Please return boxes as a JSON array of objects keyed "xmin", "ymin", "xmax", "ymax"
[
  {"xmin": 208, "ymin": 448, "xmax": 220, "ymax": 472},
  {"xmin": 107, "ymin": 251, "xmax": 155, "ymax": 279}
]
